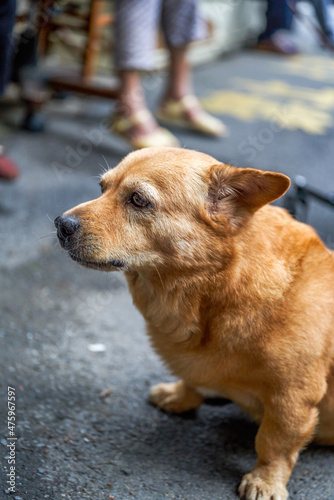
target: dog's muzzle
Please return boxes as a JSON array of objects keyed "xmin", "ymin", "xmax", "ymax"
[
  {"xmin": 54, "ymin": 215, "xmax": 80, "ymax": 249},
  {"xmin": 54, "ymin": 214, "xmax": 125, "ymax": 269}
]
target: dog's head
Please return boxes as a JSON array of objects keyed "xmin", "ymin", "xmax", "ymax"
[{"xmin": 55, "ymin": 147, "xmax": 290, "ymax": 273}]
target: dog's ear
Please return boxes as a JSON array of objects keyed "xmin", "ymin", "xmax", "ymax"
[{"xmin": 207, "ymin": 164, "xmax": 290, "ymax": 227}]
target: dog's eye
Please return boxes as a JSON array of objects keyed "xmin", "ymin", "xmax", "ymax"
[{"xmin": 130, "ymin": 192, "xmax": 149, "ymax": 208}]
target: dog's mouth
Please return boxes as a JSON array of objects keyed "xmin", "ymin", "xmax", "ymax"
[{"xmin": 68, "ymin": 252, "xmax": 125, "ymax": 271}]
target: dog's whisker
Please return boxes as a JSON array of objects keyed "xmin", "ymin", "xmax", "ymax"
[
  {"xmin": 101, "ymin": 154, "xmax": 111, "ymax": 172},
  {"xmin": 36, "ymin": 232, "xmax": 58, "ymax": 242}
]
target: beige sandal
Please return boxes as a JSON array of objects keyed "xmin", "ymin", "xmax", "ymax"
[
  {"xmin": 111, "ymin": 109, "xmax": 180, "ymax": 149},
  {"xmin": 156, "ymin": 95, "xmax": 229, "ymax": 137}
]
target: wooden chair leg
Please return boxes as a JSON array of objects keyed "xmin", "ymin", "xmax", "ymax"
[{"xmin": 83, "ymin": 0, "xmax": 105, "ymax": 81}]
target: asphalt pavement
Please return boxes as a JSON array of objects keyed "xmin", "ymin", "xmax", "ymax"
[{"xmin": 1, "ymin": 48, "xmax": 334, "ymax": 500}]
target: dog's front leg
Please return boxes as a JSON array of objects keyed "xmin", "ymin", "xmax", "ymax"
[
  {"xmin": 149, "ymin": 380, "xmax": 204, "ymax": 413},
  {"xmin": 238, "ymin": 398, "xmax": 319, "ymax": 500}
]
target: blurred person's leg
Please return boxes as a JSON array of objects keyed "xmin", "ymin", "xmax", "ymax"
[
  {"xmin": 114, "ymin": 0, "xmax": 160, "ymax": 116},
  {"xmin": 0, "ymin": 0, "xmax": 19, "ymax": 180},
  {"xmin": 257, "ymin": 0, "xmax": 299, "ymax": 54},
  {"xmin": 12, "ymin": 0, "xmax": 46, "ymax": 132},
  {"xmin": 162, "ymin": 0, "xmax": 206, "ymax": 100},
  {"xmin": 0, "ymin": 0, "xmax": 16, "ymax": 95},
  {"xmin": 157, "ymin": 0, "xmax": 228, "ymax": 136},
  {"xmin": 309, "ymin": 0, "xmax": 334, "ymax": 44},
  {"xmin": 113, "ymin": 0, "xmax": 179, "ymax": 148},
  {"xmin": 260, "ymin": 0, "xmax": 294, "ymax": 39}
]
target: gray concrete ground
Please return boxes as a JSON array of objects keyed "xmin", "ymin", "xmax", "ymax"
[{"xmin": 1, "ymin": 49, "xmax": 334, "ymax": 500}]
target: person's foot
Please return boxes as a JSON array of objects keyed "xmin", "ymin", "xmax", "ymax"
[
  {"xmin": 321, "ymin": 33, "xmax": 334, "ymax": 53},
  {"xmin": 156, "ymin": 95, "xmax": 229, "ymax": 137},
  {"xmin": 111, "ymin": 108, "xmax": 180, "ymax": 149},
  {"xmin": 0, "ymin": 147, "xmax": 20, "ymax": 180},
  {"xmin": 256, "ymin": 30, "xmax": 299, "ymax": 55}
]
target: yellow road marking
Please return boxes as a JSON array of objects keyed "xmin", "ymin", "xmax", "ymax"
[
  {"xmin": 201, "ymin": 55, "xmax": 334, "ymax": 135},
  {"xmin": 283, "ymin": 55, "xmax": 334, "ymax": 83},
  {"xmin": 232, "ymin": 79, "xmax": 334, "ymax": 108},
  {"xmin": 202, "ymin": 90, "xmax": 332, "ymax": 134}
]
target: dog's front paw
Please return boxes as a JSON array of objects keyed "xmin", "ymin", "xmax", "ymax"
[
  {"xmin": 149, "ymin": 381, "xmax": 203, "ymax": 413},
  {"xmin": 238, "ymin": 471, "xmax": 288, "ymax": 500}
]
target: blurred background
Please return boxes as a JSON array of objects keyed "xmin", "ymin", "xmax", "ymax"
[{"xmin": 1, "ymin": 1, "xmax": 334, "ymax": 499}]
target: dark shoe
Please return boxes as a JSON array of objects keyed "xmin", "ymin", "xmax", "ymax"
[{"xmin": 21, "ymin": 110, "xmax": 46, "ymax": 132}]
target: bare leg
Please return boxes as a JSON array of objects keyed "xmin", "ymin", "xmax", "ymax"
[
  {"xmin": 165, "ymin": 46, "xmax": 193, "ymax": 101},
  {"xmin": 163, "ymin": 46, "xmax": 203, "ymax": 123},
  {"xmin": 116, "ymin": 70, "xmax": 158, "ymax": 138},
  {"xmin": 113, "ymin": 0, "xmax": 179, "ymax": 147},
  {"xmin": 159, "ymin": 46, "xmax": 228, "ymax": 136}
]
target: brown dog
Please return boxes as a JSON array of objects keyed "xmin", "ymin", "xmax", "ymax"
[{"xmin": 55, "ymin": 147, "xmax": 334, "ymax": 500}]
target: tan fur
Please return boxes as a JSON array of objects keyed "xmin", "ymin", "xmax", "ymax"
[{"xmin": 59, "ymin": 147, "xmax": 334, "ymax": 500}]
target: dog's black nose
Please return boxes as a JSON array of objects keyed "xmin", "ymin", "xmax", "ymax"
[{"xmin": 54, "ymin": 215, "xmax": 80, "ymax": 245}]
